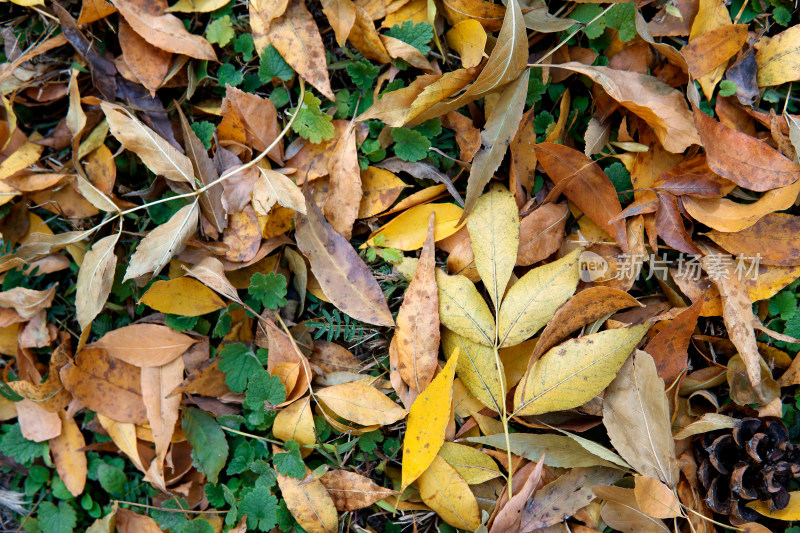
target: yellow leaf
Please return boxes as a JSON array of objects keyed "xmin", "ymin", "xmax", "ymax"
[
  {"xmin": 97, "ymin": 413, "xmax": 146, "ymax": 473},
  {"xmin": 273, "ymin": 397, "xmax": 315, "ymax": 458},
  {"xmin": 417, "ymin": 455, "xmax": 481, "ymax": 531},
  {"xmin": 755, "ymin": 24, "xmax": 800, "ymax": 87},
  {"xmin": 497, "ymin": 249, "xmax": 581, "ymax": 347},
  {"xmin": 442, "ymin": 328, "xmax": 504, "ymax": 413},
  {"xmin": 446, "ymin": 20, "xmax": 487, "ymax": 68},
  {"xmin": 49, "ymin": 411, "xmax": 87, "ymax": 497},
  {"xmin": 467, "ymin": 183, "xmax": 519, "ymax": 311},
  {"xmin": 688, "ymin": 0, "xmax": 731, "ymax": 98},
  {"xmin": 166, "ymin": 0, "xmax": 230, "ymax": 12},
  {"xmin": 139, "ymin": 277, "xmax": 226, "ymax": 316},
  {"xmin": 315, "ymin": 382, "xmax": 407, "ymax": 426},
  {"xmin": 277, "ymin": 469, "xmax": 339, "ymax": 533},
  {"xmin": 748, "ymin": 491, "xmax": 800, "ymax": 520},
  {"xmin": 0, "ymin": 141, "xmax": 43, "ymax": 180},
  {"xmin": 253, "ymin": 167, "xmax": 307, "ymax": 216},
  {"xmin": 402, "ymin": 351, "xmax": 459, "ymax": 489},
  {"xmin": 514, "ymin": 324, "xmax": 649, "ymax": 416},
  {"xmin": 436, "ymin": 269, "xmax": 495, "ymax": 346},
  {"xmin": 364, "ymin": 203, "xmax": 464, "ymax": 250},
  {"xmin": 437, "ymin": 442, "xmax": 502, "ymax": 484},
  {"xmin": 358, "ymin": 167, "xmax": 408, "ymax": 219}
]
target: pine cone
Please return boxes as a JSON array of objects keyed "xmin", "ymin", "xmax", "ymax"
[{"xmin": 694, "ymin": 417, "xmax": 800, "ymax": 523}]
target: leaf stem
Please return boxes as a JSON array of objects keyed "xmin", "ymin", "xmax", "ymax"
[{"xmin": 492, "ymin": 343, "xmax": 514, "ymax": 499}]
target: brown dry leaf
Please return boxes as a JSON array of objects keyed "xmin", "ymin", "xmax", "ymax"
[
  {"xmin": 489, "ymin": 456, "xmax": 545, "ymax": 533},
  {"xmin": 699, "ymin": 248, "xmax": 765, "ymax": 402},
  {"xmin": 594, "ymin": 485, "xmax": 670, "ymax": 533},
  {"xmin": 441, "ymin": 0, "xmax": 505, "ymax": 31},
  {"xmin": 223, "ymin": 87, "xmax": 283, "ymax": 162},
  {"xmin": 183, "ymin": 256, "xmax": 240, "ymax": 302},
  {"xmin": 224, "ymin": 205, "xmax": 262, "ymax": 263},
  {"xmin": 645, "ymin": 295, "xmax": 704, "ymax": 382},
  {"xmin": 321, "ymin": 0, "xmax": 356, "ymax": 45},
  {"xmin": 170, "ymin": 358, "xmax": 230, "ymax": 398},
  {"xmin": 16, "ymin": 399, "xmax": 61, "ymax": 441},
  {"xmin": 269, "ymin": 0, "xmax": 334, "ymax": 100},
  {"xmin": 78, "ymin": 0, "xmax": 117, "ymax": 23},
  {"xmin": 536, "ymin": 142, "xmax": 628, "ymax": 250},
  {"xmin": 652, "ymin": 154, "xmax": 731, "ymax": 198},
  {"xmin": 49, "ymin": 411, "xmax": 87, "ymax": 497},
  {"xmin": 6, "ymin": 343, "xmax": 72, "ymax": 411},
  {"xmin": 531, "ymin": 286, "xmax": 642, "ymax": 362},
  {"xmin": 654, "ymin": 192, "xmax": 701, "ymax": 255},
  {"xmin": 520, "ymin": 467, "xmax": 623, "ymax": 531},
  {"xmin": 323, "ymin": 121, "xmax": 361, "ymax": 239},
  {"xmin": 395, "ymin": 214, "xmax": 440, "ymax": 392},
  {"xmin": 683, "ymin": 179, "xmax": 800, "ymax": 232},
  {"xmin": 315, "ymin": 381, "xmax": 406, "ymax": 426},
  {"xmin": 633, "ymin": 475, "xmax": 682, "ymax": 518},
  {"xmin": 705, "ymin": 213, "xmax": 800, "ymax": 266},
  {"xmin": 93, "ymin": 323, "xmax": 195, "ymax": 367},
  {"xmin": 111, "ymin": 0, "xmax": 216, "ymax": 59},
  {"xmin": 141, "ymin": 356, "xmax": 183, "ymax": 491},
  {"xmin": 682, "ymin": 24, "xmax": 747, "ymax": 80},
  {"xmin": 347, "ymin": 3, "xmax": 390, "ymax": 63},
  {"xmin": 277, "ymin": 469, "xmax": 339, "ymax": 533},
  {"xmin": 319, "ymin": 469, "xmax": 398, "ymax": 511},
  {"xmin": 517, "ymin": 203, "xmax": 569, "ymax": 266},
  {"xmin": 253, "ymin": 168, "xmax": 305, "ymax": 217},
  {"xmin": 295, "ymin": 189, "xmax": 394, "ymax": 327},
  {"xmin": 552, "ymin": 63, "xmax": 700, "ymax": 153},
  {"xmin": 603, "ymin": 350, "xmax": 679, "ymax": 487},
  {"xmin": 0, "ymin": 285, "xmax": 55, "ymax": 319},
  {"xmin": 118, "ymin": 19, "xmax": 171, "ymax": 96},
  {"xmin": 115, "ymin": 508, "xmax": 162, "ymax": 533},
  {"xmin": 693, "ymin": 107, "xmax": 800, "ymax": 192},
  {"xmin": 60, "ymin": 347, "xmax": 148, "ymax": 424}
]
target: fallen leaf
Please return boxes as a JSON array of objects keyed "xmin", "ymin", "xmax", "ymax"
[
  {"xmin": 693, "ymin": 107, "xmax": 800, "ymax": 192},
  {"xmin": 755, "ymin": 25, "xmax": 800, "ymax": 87},
  {"xmin": 116, "ymin": 508, "xmax": 162, "ymax": 533},
  {"xmin": 446, "ymin": 20, "xmax": 487, "ymax": 68},
  {"xmin": 520, "ymin": 467, "xmax": 623, "ymax": 531},
  {"xmin": 705, "ymin": 213, "xmax": 800, "ymax": 266},
  {"xmin": 395, "ymin": 215, "xmax": 440, "ymax": 392},
  {"xmin": 634, "ymin": 475, "xmax": 682, "ymax": 518},
  {"xmin": 536, "ymin": 143, "xmax": 627, "ymax": 249},
  {"xmin": 552, "ymin": 63, "xmax": 700, "ymax": 153},
  {"xmin": 224, "ymin": 205, "xmax": 262, "ymax": 263},
  {"xmin": 515, "ymin": 324, "xmax": 649, "ymax": 416},
  {"xmin": 273, "ymin": 397, "xmax": 315, "ymax": 456},
  {"xmin": 402, "ymin": 351, "xmax": 458, "ymax": 489},
  {"xmin": 323, "ymin": 121, "xmax": 361, "ymax": 239},
  {"xmin": 438, "ymin": 441, "xmax": 502, "ymax": 484},
  {"xmin": 139, "ymin": 276, "xmax": 226, "ymax": 316},
  {"xmin": 490, "ymin": 457, "xmax": 545, "ymax": 533},
  {"xmin": 497, "ymin": 248, "xmax": 581, "ymax": 348},
  {"xmin": 15, "ymin": 399, "xmax": 61, "ymax": 441},
  {"xmin": 319, "ymin": 469, "xmax": 398, "ymax": 511},
  {"xmin": 365, "ymin": 202, "xmax": 464, "ymax": 250},
  {"xmin": 268, "ymin": 0, "xmax": 334, "ymax": 100},
  {"xmin": 97, "ymin": 413, "xmax": 146, "ymax": 473},
  {"xmin": 0, "ymin": 285, "xmax": 56, "ymax": 319},
  {"xmin": 49, "ymin": 411, "xmax": 87, "ymax": 497},
  {"xmin": 442, "ymin": 329, "xmax": 504, "ymax": 413},
  {"xmin": 436, "ymin": 269, "xmax": 496, "ymax": 346},
  {"xmin": 141, "ymin": 356, "xmax": 183, "ymax": 491},
  {"xmin": 645, "ymin": 296, "xmax": 704, "ymax": 382},
  {"xmin": 253, "ymin": 168, "xmax": 306, "ymax": 217},
  {"xmin": 747, "ymin": 491, "xmax": 800, "ymax": 520},
  {"xmin": 277, "ymin": 469, "xmax": 339, "ymax": 533},
  {"xmin": 60, "ymin": 348, "xmax": 148, "ymax": 424},
  {"xmin": 517, "ymin": 203, "xmax": 569, "ymax": 266},
  {"xmin": 123, "ymin": 201, "xmax": 199, "ymax": 281},
  {"xmin": 222, "ymin": 87, "xmax": 283, "ymax": 162},
  {"xmin": 471, "ymin": 433, "xmax": 624, "ymax": 469},
  {"xmin": 316, "ymin": 382, "xmax": 406, "ymax": 426},
  {"xmin": 682, "ymin": 24, "xmax": 747, "ymax": 80},
  {"xmin": 111, "ymin": 0, "xmax": 216, "ymax": 59},
  {"xmin": 603, "ymin": 349, "xmax": 679, "ymax": 487},
  {"xmin": 93, "ymin": 323, "xmax": 195, "ymax": 367},
  {"xmin": 6, "ymin": 343, "xmax": 72, "ymax": 411},
  {"xmin": 295, "ymin": 190, "xmax": 394, "ymax": 327},
  {"xmin": 417, "ymin": 454, "xmax": 482, "ymax": 531},
  {"xmin": 358, "ymin": 167, "xmax": 408, "ymax": 218},
  {"xmin": 118, "ymin": 19, "xmax": 171, "ymax": 96},
  {"xmin": 594, "ymin": 485, "xmax": 670, "ymax": 533}
]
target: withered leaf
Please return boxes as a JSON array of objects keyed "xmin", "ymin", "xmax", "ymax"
[{"xmin": 319, "ymin": 469, "xmax": 398, "ymax": 511}]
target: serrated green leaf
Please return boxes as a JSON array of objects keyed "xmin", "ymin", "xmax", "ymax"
[
  {"xmin": 218, "ymin": 342, "xmax": 263, "ymax": 393},
  {"xmin": 273, "ymin": 440, "xmax": 305, "ymax": 479},
  {"xmin": 240, "ymin": 485, "xmax": 280, "ymax": 531},
  {"xmin": 206, "ymin": 15, "xmax": 234, "ymax": 46},
  {"xmin": 248, "ymin": 272, "xmax": 288, "ymax": 310},
  {"xmin": 292, "ymin": 93, "xmax": 335, "ymax": 144},
  {"xmin": 38, "ymin": 502, "xmax": 76, "ymax": 533},
  {"xmin": 392, "ymin": 128, "xmax": 430, "ymax": 162},
  {"xmin": 386, "ymin": 21, "xmax": 433, "ymax": 54}
]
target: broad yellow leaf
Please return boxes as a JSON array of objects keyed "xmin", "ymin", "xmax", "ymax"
[
  {"xmin": 467, "ymin": 183, "xmax": 519, "ymax": 311},
  {"xmin": 75, "ymin": 234, "xmax": 118, "ymax": 331},
  {"xmin": 93, "ymin": 323, "xmax": 195, "ymax": 367},
  {"xmin": 166, "ymin": 0, "xmax": 230, "ymax": 12},
  {"xmin": 0, "ymin": 141, "xmax": 44, "ymax": 180},
  {"xmin": 497, "ymin": 249, "xmax": 581, "ymax": 347},
  {"xmin": 139, "ymin": 277, "xmax": 226, "ymax": 316},
  {"xmin": 49, "ymin": 411, "xmax": 87, "ymax": 497},
  {"xmin": 273, "ymin": 397, "xmax": 315, "ymax": 458},
  {"xmin": 417, "ymin": 455, "xmax": 481, "ymax": 531},
  {"xmin": 445, "ymin": 20, "xmax": 487, "ymax": 68},
  {"xmin": 97, "ymin": 414, "xmax": 146, "ymax": 473},
  {"xmin": 253, "ymin": 167, "xmax": 306, "ymax": 216},
  {"xmin": 402, "ymin": 352, "xmax": 458, "ymax": 489},
  {"xmin": 358, "ymin": 167, "xmax": 408, "ymax": 219},
  {"xmin": 277, "ymin": 469, "xmax": 339, "ymax": 533},
  {"xmin": 514, "ymin": 324, "xmax": 649, "ymax": 416},
  {"xmin": 442, "ymin": 328, "xmax": 504, "ymax": 413},
  {"xmin": 754, "ymin": 20, "xmax": 800, "ymax": 86},
  {"xmin": 748, "ymin": 491, "xmax": 800, "ymax": 520},
  {"xmin": 315, "ymin": 382, "xmax": 406, "ymax": 426},
  {"xmin": 437, "ymin": 442, "xmax": 501, "ymax": 484},
  {"xmin": 364, "ymin": 203, "xmax": 464, "ymax": 250},
  {"xmin": 633, "ymin": 475, "xmax": 681, "ymax": 518},
  {"xmin": 436, "ymin": 269, "xmax": 495, "ymax": 346}
]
